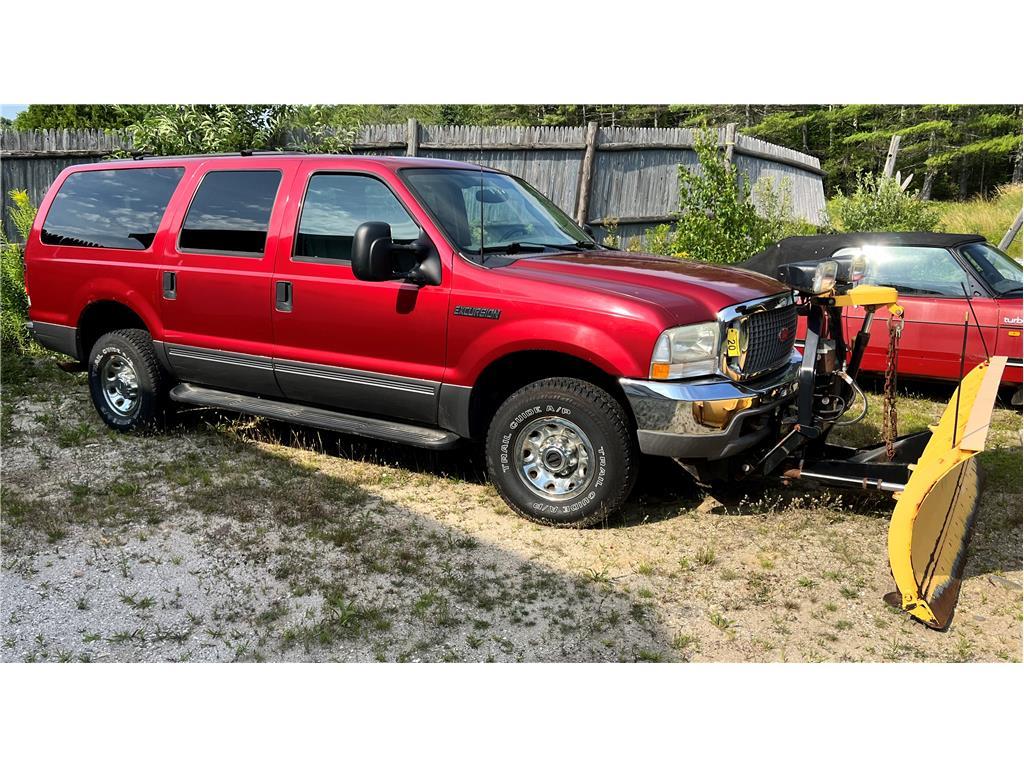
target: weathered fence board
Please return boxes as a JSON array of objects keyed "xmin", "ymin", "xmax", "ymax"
[{"xmin": 1, "ymin": 124, "xmax": 826, "ymax": 244}]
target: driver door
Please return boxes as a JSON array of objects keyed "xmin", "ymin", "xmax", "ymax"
[{"xmin": 270, "ymin": 163, "xmax": 451, "ymax": 423}]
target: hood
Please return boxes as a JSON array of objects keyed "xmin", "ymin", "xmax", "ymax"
[{"xmin": 503, "ymin": 250, "xmax": 789, "ymax": 324}]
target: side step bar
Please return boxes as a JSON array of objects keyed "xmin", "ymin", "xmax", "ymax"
[{"xmin": 169, "ymin": 383, "xmax": 460, "ymax": 450}]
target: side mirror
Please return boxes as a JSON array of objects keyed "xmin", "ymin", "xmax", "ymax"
[
  {"xmin": 582, "ymin": 224, "xmax": 596, "ymax": 239},
  {"xmin": 352, "ymin": 221, "xmax": 443, "ymax": 287},
  {"xmin": 352, "ymin": 222, "xmax": 397, "ymax": 282}
]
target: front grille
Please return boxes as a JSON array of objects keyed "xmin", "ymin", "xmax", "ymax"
[{"xmin": 737, "ymin": 303, "xmax": 798, "ymax": 377}]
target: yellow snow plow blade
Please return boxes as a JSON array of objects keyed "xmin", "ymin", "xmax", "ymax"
[{"xmin": 886, "ymin": 356, "xmax": 1008, "ymax": 629}]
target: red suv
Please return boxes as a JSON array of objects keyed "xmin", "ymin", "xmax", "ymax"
[{"xmin": 25, "ymin": 153, "xmax": 798, "ymax": 527}]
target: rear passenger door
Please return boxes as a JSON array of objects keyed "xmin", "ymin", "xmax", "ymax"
[
  {"xmin": 160, "ymin": 164, "xmax": 292, "ymax": 396},
  {"xmin": 270, "ymin": 164, "xmax": 450, "ymax": 423}
]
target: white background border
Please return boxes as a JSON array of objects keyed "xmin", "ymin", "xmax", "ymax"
[{"xmin": 1, "ymin": 1, "xmax": 1021, "ymax": 763}]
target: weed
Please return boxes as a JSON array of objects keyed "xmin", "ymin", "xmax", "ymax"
[
  {"xmin": 696, "ymin": 546, "xmax": 717, "ymax": 567},
  {"xmin": 635, "ymin": 649, "xmax": 663, "ymax": 663},
  {"xmin": 709, "ymin": 612, "xmax": 735, "ymax": 632},
  {"xmin": 671, "ymin": 633, "xmax": 699, "ymax": 651},
  {"xmin": 634, "ymin": 561, "xmax": 655, "ymax": 577},
  {"xmin": 582, "ymin": 567, "xmax": 612, "ymax": 585}
]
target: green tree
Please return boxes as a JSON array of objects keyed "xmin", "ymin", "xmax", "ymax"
[
  {"xmin": 122, "ymin": 105, "xmax": 355, "ymax": 155},
  {"xmin": 643, "ymin": 131, "xmax": 808, "ymax": 263},
  {"xmin": 14, "ymin": 104, "xmax": 147, "ymax": 130}
]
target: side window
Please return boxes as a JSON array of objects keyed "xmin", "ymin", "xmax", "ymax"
[
  {"xmin": 860, "ymin": 246, "xmax": 969, "ymax": 297},
  {"xmin": 179, "ymin": 170, "xmax": 281, "ymax": 256},
  {"xmin": 41, "ymin": 167, "xmax": 184, "ymax": 250},
  {"xmin": 294, "ymin": 174, "xmax": 419, "ymax": 263}
]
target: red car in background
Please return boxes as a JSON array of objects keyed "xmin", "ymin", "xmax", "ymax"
[{"xmin": 744, "ymin": 233, "xmax": 1024, "ymax": 404}]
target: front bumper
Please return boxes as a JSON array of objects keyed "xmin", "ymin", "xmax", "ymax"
[{"xmin": 620, "ymin": 352, "xmax": 800, "ymax": 461}]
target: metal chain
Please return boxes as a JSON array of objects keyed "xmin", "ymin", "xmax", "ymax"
[{"xmin": 883, "ymin": 310, "xmax": 904, "ymax": 460}]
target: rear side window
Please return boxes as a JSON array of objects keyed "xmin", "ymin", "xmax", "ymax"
[
  {"xmin": 295, "ymin": 174, "xmax": 419, "ymax": 262},
  {"xmin": 41, "ymin": 167, "xmax": 184, "ymax": 250},
  {"xmin": 179, "ymin": 170, "xmax": 282, "ymax": 256}
]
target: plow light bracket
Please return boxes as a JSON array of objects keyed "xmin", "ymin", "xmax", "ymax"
[{"xmin": 831, "ymin": 284, "xmax": 901, "ymax": 313}]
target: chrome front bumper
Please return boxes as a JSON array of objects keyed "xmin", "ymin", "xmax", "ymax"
[{"xmin": 620, "ymin": 352, "xmax": 800, "ymax": 461}]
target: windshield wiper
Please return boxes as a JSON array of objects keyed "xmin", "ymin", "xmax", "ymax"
[
  {"xmin": 480, "ymin": 242, "xmax": 551, "ymax": 255},
  {"xmin": 479, "ymin": 241, "xmax": 602, "ymax": 262},
  {"xmin": 998, "ymin": 287, "xmax": 1023, "ymax": 296}
]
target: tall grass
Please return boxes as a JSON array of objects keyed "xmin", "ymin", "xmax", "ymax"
[{"xmin": 934, "ymin": 184, "xmax": 1023, "ymax": 259}]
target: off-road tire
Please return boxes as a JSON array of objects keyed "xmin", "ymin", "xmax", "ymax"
[
  {"xmin": 485, "ymin": 377, "xmax": 637, "ymax": 528},
  {"xmin": 87, "ymin": 329, "xmax": 166, "ymax": 432}
]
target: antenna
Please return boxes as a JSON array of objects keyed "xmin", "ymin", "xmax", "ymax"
[
  {"xmin": 960, "ymin": 282, "xmax": 991, "ymax": 360},
  {"xmin": 953, "ymin": 311, "xmax": 969, "ymax": 448},
  {"xmin": 479, "ymin": 127, "xmax": 485, "ymax": 260}
]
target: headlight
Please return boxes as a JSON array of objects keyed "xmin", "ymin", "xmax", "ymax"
[{"xmin": 650, "ymin": 321, "xmax": 720, "ymax": 379}]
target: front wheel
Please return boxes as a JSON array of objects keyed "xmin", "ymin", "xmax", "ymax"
[{"xmin": 485, "ymin": 377, "xmax": 638, "ymax": 528}]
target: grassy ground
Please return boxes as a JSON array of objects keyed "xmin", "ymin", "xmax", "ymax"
[
  {"xmin": 933, "ymin": 185, "xmax": 1022, "ymax": 260},
  {"xmin": 1, "ymin": 353, "xmax": 1021, "ymax": 662}
]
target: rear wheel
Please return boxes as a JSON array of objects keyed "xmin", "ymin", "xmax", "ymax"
[
  {"xmin": 485, "ymin": 377, "xmax": 637, "ymax": 528},
  {"xmin": 87, "ymin": 329, "xmax": 166, "ymax": 431}
]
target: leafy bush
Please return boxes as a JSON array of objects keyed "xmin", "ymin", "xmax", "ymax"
[
  {"xmin": 122, "ymin": 105, "xmax": 355, "ymax": 156},
  {"xmin": 643, "ymin": 131, "xmax": 815, "ymax": 263},
  {"xmin": 830, "ymin": 173, "xmax": 940, "ymax": 232},
  {"xmin": 1, "ymin": 190, "xmax": 36, "ymax": 352}
]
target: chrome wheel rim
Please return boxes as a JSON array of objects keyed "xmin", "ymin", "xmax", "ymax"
[
  {"xmin": 515, "ymin": 416, "xmax": 595, "ymax": 501},
  {"xmin": 100, "ymin": 353, "xmax": 140, "ymax": 416}
]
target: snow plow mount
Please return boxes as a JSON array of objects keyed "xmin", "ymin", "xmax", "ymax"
[{"xmin": 760, "ymin": 264, "xmax": 1006, "ymax": 630}]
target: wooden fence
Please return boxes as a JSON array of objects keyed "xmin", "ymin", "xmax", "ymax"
[{"xmin": 1, "ymin": 123, "xmax": 826, "ymax": 243}]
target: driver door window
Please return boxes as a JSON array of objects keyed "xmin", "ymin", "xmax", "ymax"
[{"xmin": 294, "ymin": 174, "xmax": 419, "ymax": 263}]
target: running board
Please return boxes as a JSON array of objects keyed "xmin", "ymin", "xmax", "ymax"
[{"xmin": 169, "ymin": 383, "xmax": 460, "ymax": 450}]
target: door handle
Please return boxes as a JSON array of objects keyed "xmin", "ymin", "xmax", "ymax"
[
  {"xmin": 162, "ymin": 271, "xmax": 177, "ymax": 300},
  {"xmin": 275, "ymin": 281, "xmax": 292, "ymax": 312}
]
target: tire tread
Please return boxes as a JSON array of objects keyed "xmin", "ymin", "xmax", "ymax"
[{"xmin": 485, "ymin": 377, "xmax": 637, "ymax": 528}]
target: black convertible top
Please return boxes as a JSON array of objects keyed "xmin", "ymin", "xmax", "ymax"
[{"xmin": 742, "ymin": 232, "xmax": 986, "ymax": 277}]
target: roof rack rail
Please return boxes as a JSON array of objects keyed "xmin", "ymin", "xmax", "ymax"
[{"xmin": 127, "ymin": 149, "xmax": 308, "ymax": 161}]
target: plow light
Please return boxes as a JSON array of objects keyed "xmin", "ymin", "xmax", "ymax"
[{"xmin": 776, "ymin": 259, "xmax": 839, "ymax": 294}]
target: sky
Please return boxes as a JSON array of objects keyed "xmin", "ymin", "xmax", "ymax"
[{"xmin": 1, "ymin": 104, "xmax": 28, "ymax": 120}]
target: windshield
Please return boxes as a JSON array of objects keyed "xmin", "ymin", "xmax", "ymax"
[
  {"xmin": 400, "ymin": 168, "xmax": 595, "ymax": 261},
  {"xmin": 958, "ymin": 242, "xmax": 1023, "ymax": 296}
]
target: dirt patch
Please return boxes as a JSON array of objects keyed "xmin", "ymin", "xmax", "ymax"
[{"xmin": 2, "ymin": 359, "xmax": 1021, "ymax": 662}]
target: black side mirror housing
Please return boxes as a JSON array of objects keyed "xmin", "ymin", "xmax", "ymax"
[
  {"xmin": 352, "ymin": 222, "xmax": 397, "ymax": 282},
  {"xmin": 352, "ymin": 221, "xmax": 442, "ymax": 287}
]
